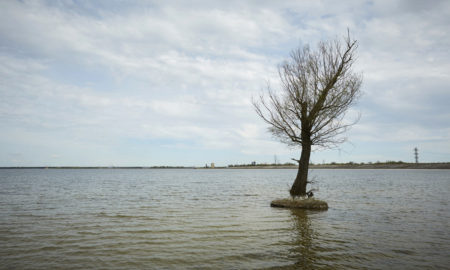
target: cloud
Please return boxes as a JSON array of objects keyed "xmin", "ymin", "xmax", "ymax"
[{"xmin": 1, "ymin": 0, "xmax": 449, "ymax": 165}]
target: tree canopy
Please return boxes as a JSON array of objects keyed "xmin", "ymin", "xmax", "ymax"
[{"xmin": 254, "ymin": 32, "xmax": 363, "ymax": 197}]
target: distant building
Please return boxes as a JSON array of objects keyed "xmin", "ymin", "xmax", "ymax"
[
  {"xmin": 251, "ymin": 161, "xmax": 256, "ymax": 166},
  {"xmin": 211, "ymin": 163, "xmax": 215, "ymax": 168}
]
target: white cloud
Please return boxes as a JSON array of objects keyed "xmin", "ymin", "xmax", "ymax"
[{"xmin": 1, "ymin": 0, "xmax": 449, "ymax": 165}]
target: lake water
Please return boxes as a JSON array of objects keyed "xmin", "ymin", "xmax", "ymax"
[{"xmin": 0, "ymin": 169, "xmax": 449, "ymax": 269}]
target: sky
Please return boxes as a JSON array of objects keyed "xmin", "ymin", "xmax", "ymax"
[{"xmin": 1, "ymin": 0, "xmax": 449, "ymax": 167}]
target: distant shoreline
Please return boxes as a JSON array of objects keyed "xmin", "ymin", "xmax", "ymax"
[
  {"xmin": 1, "ymin": 163, "xmax": 449, "ymax": 169},
  {"xmin": 310, "ymin": 162, "xmax": 450, "ymax": 169},
  {"xmin": 226, "ymin": 162, "xmax": 450, "ymax": 169}
]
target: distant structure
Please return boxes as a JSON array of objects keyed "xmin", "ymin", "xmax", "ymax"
[
  {"xmin": 251, "ymin": 161, "xmax": 256, "ymax": 166},
  {"xmin": 211, "ymin": 163, "xmax": 215, "ymax": 168},
  {"xmin": 414, "ymin": 147, "xmax": 419, "ymax": 163}
]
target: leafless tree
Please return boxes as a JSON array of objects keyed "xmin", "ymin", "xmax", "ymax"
[{"xmin": 253, "ymin": 32, "xmax": 363, "ymax": 197}]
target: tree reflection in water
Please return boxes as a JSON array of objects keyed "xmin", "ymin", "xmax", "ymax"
[{"xmin": 288, "ymin": 209, "xmax": 319, "ymax": 269}]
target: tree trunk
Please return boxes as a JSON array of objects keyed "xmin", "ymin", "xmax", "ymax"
[{"xmin": 290, "ymin": 142, "xmax": 311, "ymax": 197}]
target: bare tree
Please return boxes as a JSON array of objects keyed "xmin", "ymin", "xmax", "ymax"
[{"xmin": 253, "ymin": 32, "xmax": 363, "ymax": 197}]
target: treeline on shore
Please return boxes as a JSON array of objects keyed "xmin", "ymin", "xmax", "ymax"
[
  {"xmin": 228, "ymin": 161, "xmax": 450, "ymax": 169},
  {"xmin": 310, "ymin": 162, "xmax": 450, "ymax": 169},
  {"xmin": 0, "ymin": 166, "xmax": 193, "ymax": 169},
  {"xmin": 1, "ymin": 161, "xmax": 449, "ymax": 169}
]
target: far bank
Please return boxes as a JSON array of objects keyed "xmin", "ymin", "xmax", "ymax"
[{"xmin": 223, "ymin": 162, "xmax": 450, "ymax": 170}]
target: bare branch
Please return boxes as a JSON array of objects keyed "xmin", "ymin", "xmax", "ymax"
[{"xmin": 253, "ymin": 32, "xmax": 363, "ymax": 149}]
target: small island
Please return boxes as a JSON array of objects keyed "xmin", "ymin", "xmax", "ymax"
[{"xmin": 271, "ymin": 198, "xmax": 329, "ymax": 210}]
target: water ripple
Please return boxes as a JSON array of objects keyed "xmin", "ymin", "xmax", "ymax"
[{"xmin": 0, "ymin": 169, "xmax": 449, "ymax": 269}]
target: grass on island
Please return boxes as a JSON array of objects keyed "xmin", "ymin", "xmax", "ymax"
[{"xmin": 271, "ymin": 197, "xmax": 328, "ymax": 210}]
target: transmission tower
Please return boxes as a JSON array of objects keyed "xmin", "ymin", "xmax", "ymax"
[{"xmin": 414, "ymin": 147, "xmax": 418, "ymax": 163}]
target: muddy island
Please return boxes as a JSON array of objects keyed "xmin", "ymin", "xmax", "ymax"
[{"xmin": 271, "ymin": 197, "xmax": 328, "ymax": 210}]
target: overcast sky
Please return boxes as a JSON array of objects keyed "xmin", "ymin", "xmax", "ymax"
[{"xmin": 1, "ymin": 0, "xmax": 449, "ymax": 166}]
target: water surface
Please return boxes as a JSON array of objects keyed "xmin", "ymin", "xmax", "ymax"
[{"xmin": 0, "ymin": 169, "xmax": 449, "ymax": 269}]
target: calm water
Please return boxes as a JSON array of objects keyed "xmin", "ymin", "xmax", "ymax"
[{"xmin": 0, "ymin": 169, "xmax": 449, "ymax": 269}]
